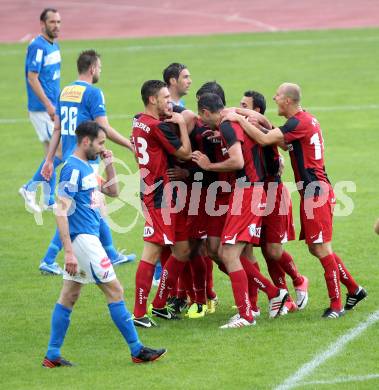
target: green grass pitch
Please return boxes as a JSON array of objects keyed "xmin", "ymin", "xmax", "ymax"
[{"xmin": 0, "ymin": 27, "xmax": 378, "ymax": 389}]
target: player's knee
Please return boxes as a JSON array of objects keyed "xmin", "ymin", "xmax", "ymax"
[
  {"xmin": 265, "ymin": 244, "xmax": 282, "ymax": 260},
  {"xmin": 59, "ymin": 290, "xmax": 80, "ymax": 308}
]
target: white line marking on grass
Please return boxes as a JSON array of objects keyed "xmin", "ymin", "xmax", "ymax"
[
  {"xmin": 298, "ymin": 374, "xmax": 379, "ymax": 387},
  {"xmin": 275, "ymin": 309, "xmax": 379, "ymax": 390},
  {"xmin": 1, "ymin": 105, "xmax": 378, "ymax": 125},
  {"xmin": 2, "ymin": 36, "xmax": 379, "ymax": 56}
]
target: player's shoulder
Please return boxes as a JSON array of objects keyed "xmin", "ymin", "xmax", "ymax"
[{"xmin": 28, "ymin": 35, "xmax": 44, "ymax": 48}]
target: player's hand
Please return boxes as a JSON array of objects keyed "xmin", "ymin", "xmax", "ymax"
[
  {"xmin": 164, "ymin": 112, "xmax": 185, "ymax": 126},
  {"xmin": 167, "ymin": 165, "xmax": 189, "ymax": 180},
  {"xmin": 374, "ymin": 218, "xmax": 379, "ymax": 235},
  {"xmin": 41, "ymin": 159, "xmax": 54, "ymax": 180},
  {"xmin": 100, "ymin": 150, "xmax": 114, "ymax": 165},
  {"xmin": 64, "ymin": 252, "xmax": 78, "ymax": 276},
  {"xmin": 46, "ymin": 102, "xmax": 56, "ymax": 122},
  {"xmin": 192, "ymin": 151, "xmax": 211, "ymax": 170}
]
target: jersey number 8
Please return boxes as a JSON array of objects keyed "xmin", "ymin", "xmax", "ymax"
[{"xmin": 61, "ymin": 106, "xmax": 78, "ymax": 136}]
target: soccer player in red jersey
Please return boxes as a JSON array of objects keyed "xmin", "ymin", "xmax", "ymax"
[
  {"xmin": 193, "ymin": 93, "xmax": 288, "ymax": 328},
  {"xmin": 131, "ymin": 80, "xmax": 192, "ymax": 327},
  {"xmin": 240, "ymin": 90, "xmax": 308, "ymax": 313},
  {"xmin": 227, "ymin": 83, "xmax": 367, "ymax": 318}
]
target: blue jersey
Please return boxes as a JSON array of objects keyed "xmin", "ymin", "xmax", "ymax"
[
  {"xmin": 57, "ymin": 81, "xmax": 106, "ymax": 161},
  {"xmin": 58, "ymin": 155, "xmax": 102, "ymax": 239},
  {"xmin": 25, "ymin": 35, "xmax": 61, "ymax": 111}
]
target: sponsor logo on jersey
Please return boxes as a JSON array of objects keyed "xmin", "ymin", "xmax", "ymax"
[
  {"xmin": 144, "ymin": 226, "xmax": 154, "ymax": 237},
  {"xmin": 249, "ymin": 224, "xmax": 261, "ymax": 238},
  {"xmin": 60, "ymin": 85, "xmax": 86, "ymax": 103}
]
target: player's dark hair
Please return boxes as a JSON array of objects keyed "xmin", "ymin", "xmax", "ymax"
[
  {"xmin": 197, "ymin": 93, "xmax": 224, "ymax": 113},
  {"xmin": 196, "ymin": 81, "xmax": 226, "ymax": 105},
  {"xmin": 163, "ymin": 63, "xmax": 187, "ymax": 85},
  {"xmin": 75, "ymin": 121, "xmax": 107, "ymax": 143},
  {"xmin": 244, "ymin": 90, "xmax": 266, "ymax": 114},
  {"xmin": 141, "ymin": 80, "xmax": 167, "ymax": 106},
  {"xmin": 77, "ymin": 50, "xmax": 100, "ymax": 74},
  {"xmin": 40, "ymin": 8, "xmax": 58, "ymax": 22}
]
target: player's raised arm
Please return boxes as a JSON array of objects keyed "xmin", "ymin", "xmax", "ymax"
[
  {"xmin": 99, "ymin": 150, "xmax": 119, "ymax": 197},
  {"xmin": 224, "ymin": 111, "xmax": 284, "ymax": 147}
]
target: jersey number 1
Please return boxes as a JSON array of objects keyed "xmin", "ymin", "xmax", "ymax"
[
  {"xmin": 310, "ymin": 133, "xmax": 323, "ymax": 160},
  {"xmin": 61, "ymin": 107, "xmax": 78, "ymax": 136}
]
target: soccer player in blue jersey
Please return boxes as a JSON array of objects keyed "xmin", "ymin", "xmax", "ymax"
[
  {"xmin": 36, "ymin": 50, "xmax": 135, "ymax": 275},
  {"xmin": 19, "ymin": 8, "xmax": 62, "ymax": 213},
  {"xmin": 42, "ymin": 121, "xmax": 166, "ymax": 367}
]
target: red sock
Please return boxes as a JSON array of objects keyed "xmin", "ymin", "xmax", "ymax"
[
  {"xmin": 265, "ymin": 256, "xmax": 288, "ymax": 289},
  {"xmin": 333, "ymin": 253, "xmax": 359, "ymax": 294},
  {"xmin": 229, "ymin": 269, "xmax": 253, "ymax": 321},
  {"xmin": 134, "ymin": 260, "xmax": 155, "ymax": 318},
  {"xmin": 249, "ymin": 262, "xmax": 260, "ymax": 311},
  {"xmin": 278, "ymin": 251, "xmax": 304, "ymax": 286},
  {"xmin": 176, "ymin": 270, "xmax": 187, "ymax": 300},
  {"xmin": 181, "ymin": 263, "xmax": 196, "ymax": 303},
  {"xmin": 205, "ymin": 256, "xmax": 217, "ymax": 299},
  {"xmin": 152, "ymin": 256, "xmax": 186, "ymax": 309},
  {"xmin": 319, "ymin": 254, "xmax": 342, "ymax": 311},
  {"xmin": 240, "ymin": 256, "xmax": 279, "ymax": 300},
  {"xmin": 190, "ymin": 255, "xmax": 207, "ymax": 304}
]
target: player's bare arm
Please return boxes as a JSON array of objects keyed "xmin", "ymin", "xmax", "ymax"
[
  {"xmin": 99, "ymin": 150, "xmax": 119, "ymax": 197},
  {"xmin": 27, "ymin": 71, "xmax": 56, "ymax": 121},
  {"xmin": 165, "ymin": 112, "xmax": 192, "ymax": 160},
  {"xmin": 41, "ymin": 115, "xmax": 62, "ymax": 180},
  {"xmin": 181, "ymin": 109, "xmax": 198, "ymax": 134},
  {"xmin": 55, "ymin": 196, "xmax": 78, "ymax": 276},
  {"xmin": 192, "ymin": 142, "xmax": 244, "ymax": 172},
  {"xmin": 235, "ymin": 107, "xmax": 272, "ymax": 129},
  {"xmin": 224, "ymin": 112, "xmax": 284, "ymax": 147},
  {"xmin": 95, "ymin": 116, "xmax": 134, "ymax": 153}
]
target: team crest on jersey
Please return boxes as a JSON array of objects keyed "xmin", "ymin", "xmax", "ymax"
[
  {"xmin": 60, "ymin": 85, "xmax": 86, "ymax": 103},
  {"xmin": 143, "ymin": 226, "xmax": 155, "ymax": 237},
  {"xmin": 248, "ymin": 224, "xmax": 261, "ymax": 238}
]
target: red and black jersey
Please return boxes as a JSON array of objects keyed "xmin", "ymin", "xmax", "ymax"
[
  {"xmin": 219, "ymin": 120, "xmax": 265, "ymax": 186},
  {"xmin": 279, "ymin": 110, "xmax": 330, "ymax": 196},
  {"xmin": 263, "ymin": 145, "xmax": 281, "ymax": 183},
  {"xmin": 132, "ymin": 113, "xmax": 182, "ymax": 209}
]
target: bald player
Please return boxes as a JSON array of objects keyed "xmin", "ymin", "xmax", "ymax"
[{"xmin": 225, "ymin": 83, "xmax": 367, "ymax": 318}]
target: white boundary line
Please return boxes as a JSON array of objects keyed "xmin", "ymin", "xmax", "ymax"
[
  {"xmin": 1, "ymin": 105, "xmax": 378, "ymax": 125},
  {"xmin": 1, "ymin": 36, "xmax": 379, "ymax": 56},
  {"xmin": 298, "ymin": 374, "xmax": 379, "ymax": 387},
  {"xmin": 275, "ymin": 309, "xmax": 379, "ymax": 390}
]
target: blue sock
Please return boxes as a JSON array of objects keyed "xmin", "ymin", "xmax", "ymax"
[
  {"xmin": 100, "ymin": 218, "xmax": 118, "ymax": 261},
  {"xmin": 26, "ymin": 157, "xmax": 62, "ymax": 206},
  {"xmin": 154, "ymin": 260, "xmax": 162, "ymax": 280},
  {"xmin": 42, "ymin": 228, "xmax": 62, "ymax": 265},
  {"xmin": 108, "ymin": 301, "xmax": 143, "ymax": 357},
  {"xmin": 46, "ymin": 303, "xmax": 72, "ymax": 360}
]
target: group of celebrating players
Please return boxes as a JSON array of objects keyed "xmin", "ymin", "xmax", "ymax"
[{"xmin": 130, "ymin": 63, "xmax": 367, "ymax": 329}]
